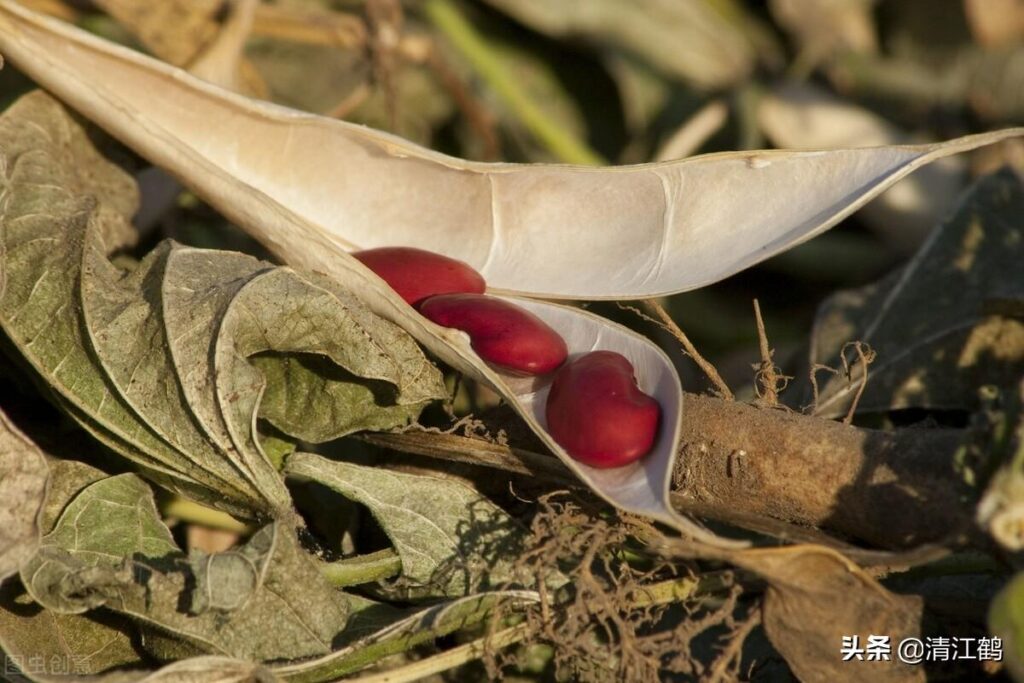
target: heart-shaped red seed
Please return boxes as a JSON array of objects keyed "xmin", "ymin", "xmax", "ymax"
[
  {"xmin": 545, "ymin": 351, "xmax": 661, "ymax": 468},
  {"xmin": 352, "ymin": 246, "xmax": 486, "ymax": 306},
  {"xmin": 419, "ymin": 294, "xmax": 568, "ymax": 375}
]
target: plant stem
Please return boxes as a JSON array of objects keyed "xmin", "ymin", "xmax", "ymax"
[
  {"xmin": 161, "ymin": 497, "xmax": 250, "ymax": 534},
  {"xmin": 422, "ymin": 0, "xmax": 605, "ymax": 166},
  {"xmin": 348, "ymin": 622, "xmax": 530, "ymax": 683},
  {"xmin": 638, "ymin": 299, "xmax": 734, "ymax": 399},
  {"xmin": 320, "ymin": 548, "xmax": 404, "ymax": 587},
  {"xmin": 347, "ymin": 574, "xmax": 727, "ymax": 682}
]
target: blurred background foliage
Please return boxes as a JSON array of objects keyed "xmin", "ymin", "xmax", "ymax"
[{"xmin": 3, "ymin": 0, "xmax": 1022, "ymax": 404}]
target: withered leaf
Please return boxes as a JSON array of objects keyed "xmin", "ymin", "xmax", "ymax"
[
  {"xmin": 0, "ymin": 580, "xmax": 146, "ymax": 678},
  {"xmin": 21, "ymin": 473, "xmax": 178, "ymax": 614},
  {"xmin": 803, "ymin": 170, "xmax": 1024, "ymax": 417},
  {"xmin": 0, "ymin": 407, "xmax": 49, "ymax": 581},
  {"xmin": 0, "ymin": 91, "xmax": 446, "ymax": 518},
  {"xmin": 286, "ymin": 451, "xmax": 525, "ymax": 600},
  {"xmin": 20, "ymin": 471, "xmax": 352, "ymax": 662},
  {"xmin": 733, "ymin": 546, "xmax": 924, "ymax": 683}
]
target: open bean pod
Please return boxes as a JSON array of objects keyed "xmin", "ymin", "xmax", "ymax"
[{"xmin": 1, "ymin": 0, "xmax": 1020, "ymax": 546}]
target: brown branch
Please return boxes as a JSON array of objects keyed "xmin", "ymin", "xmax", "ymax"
[
  {"xmin": 367, "ymin": 394, "xmax": 970, "ymax": 550},
  {"xmin": 673, "ymin": 393, "xmax": 968, "ymax": 549}
]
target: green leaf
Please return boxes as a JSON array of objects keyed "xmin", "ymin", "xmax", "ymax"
[
  {"xmin": 0, "ymin": 407, "xmax": 49, "ymax": 581},
  {"xmin": 800, "ymin": 170, "xmax": 1024, "ymax": 417},
  {"xmin": 285, "ymin": 451, "xmax": 525, "ymax": 600}
]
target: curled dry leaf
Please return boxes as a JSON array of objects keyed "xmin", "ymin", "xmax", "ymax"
[
  {"xmin": 286, "ymin": 451, "xmax": 526, "ymax": 600},
  {"xmin": 0, "ymin": 1, "xmax": 1020, "ymax": 542},
  {"xmin": 732, "ymin": 545, "xmax": 925, "ymax": 683},
  {"xmin": 21, "ymin": 473, "xmax": 354, "ymax": 662},
  {"xmin": 801, "ymin": 170, "xmax": 1024, "ymax": 418},
  {"xmin": 0, "ymin": 407, "xmax": 49, "ymax": 582},
  {"xmin": 0, "ymin": 90, "xmax": 445, "ymax": 518}
]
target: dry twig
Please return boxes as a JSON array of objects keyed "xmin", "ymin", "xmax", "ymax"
[{"xmin": 631, "ymin": 299, "xmax": 734, "ymax": 399}]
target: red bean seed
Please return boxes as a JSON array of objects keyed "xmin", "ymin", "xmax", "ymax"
[
  {"xmin": 419, "ymin": 294, "xmax": 568, "ymax": 375},
  {"xmin": 352, "ymin": 246, "xmax": 486, "ymax": 306},
  {"xmin": 545, "ymin": 351, "xmax": 660, "ymax": 468}
]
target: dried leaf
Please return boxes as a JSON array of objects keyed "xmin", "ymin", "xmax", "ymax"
[
  {"xmin": 0, "ymin": 580, "xmax": 146, "ymax": 678},
  {"xmin": 21, "ymin": 473, "xmax": 179, "ymax": 614},
  {"xmin": 0, "ymin": 91, "xmax": 240, "ymax": 514},
  {"xmin": 80, "ymin": 239, "xmax": 283, "ymax": 511},
  {"xmin": 0, "ymin": 91, "xmax": 446, "ymax": 516},
  {"xmin": 733, "ymin": 545, "xmax": 925, "ymax": 683},
  {"xmin": 286, "ymin": 451, "xmax": 524, "ymax": 599},
  {"xmin": 0, "ymin": 407, "xmax": 49, "ymax": 581},
  {"xmin": 21, "ymin": 474, "xmax": 352, "ymax": 662},
  {"xmin": 212, "ymin": 267, "xmax": 444, "ymax": 449},
  {"xmin": 0, "ymin": 458, "xmax": 145, "ymax": 678},
  {"xmin": 804, "ymin": 170, "xmax": 1024, "ymax": 417}
]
